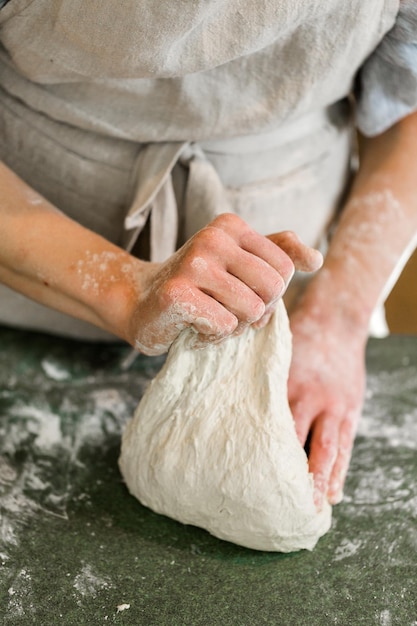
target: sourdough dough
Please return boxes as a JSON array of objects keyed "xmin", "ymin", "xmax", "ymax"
[{"xmin": 119, "ymin": 299, "xmax": 331, "ymax": 551}]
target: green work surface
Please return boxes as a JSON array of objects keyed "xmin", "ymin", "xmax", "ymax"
[{"xmin": 0, "ymin": 326, "xmax": 416, "ymax": 626}]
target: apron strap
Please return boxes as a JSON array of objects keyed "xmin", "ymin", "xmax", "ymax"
[{"xmin": 123, "ymin": 141, "xmax": 231, "ymax": 262}]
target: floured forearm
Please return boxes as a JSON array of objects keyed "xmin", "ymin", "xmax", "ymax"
[
  {"xmin": 304, "ymin": 110, "xmax": 417, "ymax": 333},
  {"xmin": 0, "ymin": 161, "xmax": 151, "ymax": 340},
  {"xmin": 287, "ymin": 113, "xmax": 417, "ymax": 506}
]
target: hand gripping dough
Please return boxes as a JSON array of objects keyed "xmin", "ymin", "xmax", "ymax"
[{"xmin": 119, "ymin": 300, "xmax": 331, "ymax": 552}]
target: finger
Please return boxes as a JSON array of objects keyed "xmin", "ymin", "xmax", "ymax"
[
  {"xmin": 209, "ymin": 215, "xmax": 296, "ymax": 287},
  {"xmin": 197, "ymin": 265, "xmax": 267, "ymax": 323},
  {"xmin": 288, "ymin": 393, "xmax": 317, "ymax": 446},
  {"xmin": 238, "ymin": 232, "xmax": 295, "ymax": 286},
  {"xmin": 195, "ymin": 317, "xmax": 251, "ymax": 348},
  {"xmin": 171, "ymin": 285, "xmax": 239, "ymax": 339},
  {"xmin": 225, "ymin": 248, "xmax": 287, "ymax": 305},
  {"xmin": 267, "ymin": 231, "xmax": 323, "ymax": 273},
  {"xmin": 327, "ymin": 413, "xmax": 359, "ymax": 504},
  {"xmin": 187, "ymin": 218, "xmax": 290, "ymax": 306},
  {"xmin": 307, "ymin": 414, "xmax": 341, "ymax": 510},
  {"xmin": 252, "ymin": 309, "xmax": 274, "ymax": 329},
  {"xmin": 140, "ymin": 280, "xmax": 239, "ymax": 354}
]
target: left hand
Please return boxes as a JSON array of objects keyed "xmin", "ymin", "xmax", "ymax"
[
  {"xmin": 287, "ymin": 303, "xmax": 367, "ymax": 508},
  {"xmin": 286, "ymin": 110, "xmax": 417, "ymax": 510}
]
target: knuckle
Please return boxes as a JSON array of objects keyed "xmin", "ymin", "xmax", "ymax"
[
  {"xmin": 211, "ymin": 212, "xmax": 242, "ymax": 231},
  {"xmin": 239, "ymin": 297, "xmax": 265, "ymax": 323},
  {"xmin": 192, "ymin": 226, "xmax": 224, "ymax": 254},
  {"xmin": 318, "ymin": 434, "xmax": 337, "ymax": 458},
  {"xmin": 273, "ymin": 230, "xmax": 302, "ymax": 257},
  {"xmin": 160, "ymin": 276, "xmax": 188, "ymax": 306},
  {"xmin": 339, "ymin": 417, "xmax": 358, "ymax": 446},
  {"xmin": 282, "ymin": 230, "xmax": 299, "ymax": 244}
]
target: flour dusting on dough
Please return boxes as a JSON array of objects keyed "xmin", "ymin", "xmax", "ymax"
[{"xmin": 120, "ymin": 300, "xmax": 332, "ymax": 552}]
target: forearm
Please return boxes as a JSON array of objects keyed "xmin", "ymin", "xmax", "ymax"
[
  {"xmin": 288, "ymin": 113, "xmax": 417, "ymax": 505},
  {"xmin": 0, "ymin": 161, "xmax": 152, "ymax": 340},
  {"xmin": 303, "ymin": 110, "xmax": 417, "ymax": 334}
]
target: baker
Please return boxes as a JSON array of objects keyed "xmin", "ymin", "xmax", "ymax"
[{"xmin": 1, "ymin": 1, "xmax": 417, "ymax": 510}]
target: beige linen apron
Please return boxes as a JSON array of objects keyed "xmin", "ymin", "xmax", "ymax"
[{"xmin": 0, "ymin": 0, "xmax": 399, "ymax": 340}]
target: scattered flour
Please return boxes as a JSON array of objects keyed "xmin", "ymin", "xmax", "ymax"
[
  {"xmin": 41, "ymin": 358, "xmax": 71, "ymax": 381},
  {"xmin": 73, "ymin": 563, "xmax": 112, "ymax": 602},
  {"xmin": 333, "ymin": 538, "xmax": 362, "ymax": 561},
  {"xmin": 6, "ymin": 568, "xmax": 34, "ymax": 620},
  {"xmin": 379, "ymin": 609, "xmax": 392, "ymax": 626},
  {"xmin": 0, "ymin": 364, "xmax": 141, "ymax": 582},
  {"xmin": 359, "ymin": 369, "xmax": 417, "ymax": 448}
]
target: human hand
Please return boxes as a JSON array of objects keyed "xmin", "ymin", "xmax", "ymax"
[
  {"xmin": 288, "ymin": 304, "xmax": 367, "ymax": 508},
  {"xmin": 129, "ymin": 214, "xmax": 322, "ymax": 355}
]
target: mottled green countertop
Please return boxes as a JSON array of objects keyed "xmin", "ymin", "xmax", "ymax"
[{"xmin": 0, "ymin": 327, "xmax": 416, "ymax": 626}]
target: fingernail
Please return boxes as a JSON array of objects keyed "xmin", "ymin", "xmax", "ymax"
[
  {"xmin": 329, "ymin": 481, "xmax": 344, "ymax": 505},
  {"xmin": 286, "ymin": 266, "xmax": 295, "ymax": 287},
  {"xmin": 252, "ymin": 313, "xmax": 272, "ymax": 330},
  {"xmin": 233, "ymin": 323, "xmax": 248, "ymax": 337},
  {"xmin": 279, "ymin": 267, "xmax": 295, "ymax": 295},
  {"xmin": 329, "ymin": 490, "xmax": 344, "ymax": 505},
  {"xmin": 312, "ymin": 249, "xmax": 324, "ymax": 271},
  {"xmin": 265, "ymin": 296, "xmax": 280, "ymax": 312}
]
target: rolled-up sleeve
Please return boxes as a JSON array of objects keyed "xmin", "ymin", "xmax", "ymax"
[{"xmin": 356, "ymin": 0, "xmax": 417, "ymax": 136}]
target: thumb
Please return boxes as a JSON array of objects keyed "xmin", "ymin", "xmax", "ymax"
[{"xmin": 267, "ymin": 231, "xmax": 323, "ymax": 273}]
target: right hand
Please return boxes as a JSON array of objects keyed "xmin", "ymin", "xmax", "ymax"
[{"xmin": 128, "ymin": 213, "xmax": 322, "ymax": 355}]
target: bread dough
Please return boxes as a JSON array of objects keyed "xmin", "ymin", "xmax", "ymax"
[{"xmin": 119, "ymin": 299, "xmax": 331, "ymax": 551}]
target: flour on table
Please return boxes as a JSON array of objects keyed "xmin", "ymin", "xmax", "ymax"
[{"xmin": 119, "ymin": 299, "xmax": 331, "ymax": 552}]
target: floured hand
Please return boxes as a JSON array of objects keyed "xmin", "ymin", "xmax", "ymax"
[
  {"xmin": 129, "ymin": 214, "xmax": 322, "ymax": 355},
  {"xmin": 288, "ymin": 303, "xmax": 367, "ymax": 508}
]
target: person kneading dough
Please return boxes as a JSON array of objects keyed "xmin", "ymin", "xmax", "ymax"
[{"xmin": 1, "ymin": 2, "xmax": 417, "ymax": 545}]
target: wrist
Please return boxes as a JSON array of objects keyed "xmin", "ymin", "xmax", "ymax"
[
  {"xmin": 292, "ymin": 268, "xmax": 372, "ymax": 344},
  {"xmin": 81, "ymin": 253, "xmax": 159, "ymax": 344}
]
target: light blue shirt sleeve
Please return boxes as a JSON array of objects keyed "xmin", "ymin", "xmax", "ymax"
[{"xmin": 356, "ymin": 1, "xmax": 417, "ymax": 136}]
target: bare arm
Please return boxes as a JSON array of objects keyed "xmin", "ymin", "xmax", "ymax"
[
  {"xmin": 0, "ymin": 161, "xmax": 146, "ymax": 336},
  {"xmin": 0, "ymin": 160, "xmax": 321, "ymax": 353},
  {"xmin": 288, "ymin": 110, "xmax": 417, "ymax": 506}
]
